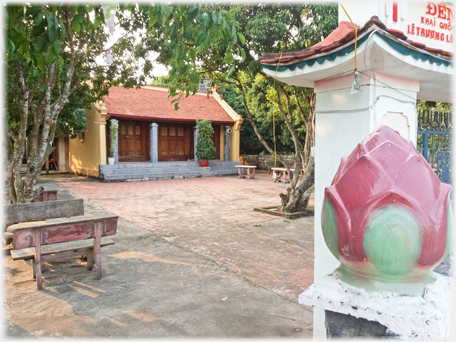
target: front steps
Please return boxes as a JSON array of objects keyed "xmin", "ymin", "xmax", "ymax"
[{"xmin": 99, "ymin": 161, "xmax": 241, "ymax": 182}]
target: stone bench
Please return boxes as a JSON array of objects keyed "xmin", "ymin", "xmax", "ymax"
[{"xmin": 235, "ymin": 165, "xmax": 257, "ymax": 179}]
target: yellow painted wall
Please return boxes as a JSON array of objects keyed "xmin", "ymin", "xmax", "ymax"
[
  {"xmin": 211, "ymin": 92, "xmax": 244, "ymax": 161},
  {"xmin": 69, "ymin": 102, "xmax": 107, "ymax": 177},
  {"xmin": 230, "ymin": 121, "xmax": 242, "ymax": 162}
]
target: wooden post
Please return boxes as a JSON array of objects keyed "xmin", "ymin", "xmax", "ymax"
[
  {"xmin": 34, "ymin": 230, "xmax": 43, "ymax": 290},
  {"xmin": 30, "ymin": 259, "xmax": 36, "ymax": 280},
  {"xmin": 86, "ymin": 248, "xmax": 94, "ymax": 271},
  {"xmin": 93, "ymin": 222, "xmax": 102, "ymax": 280}
]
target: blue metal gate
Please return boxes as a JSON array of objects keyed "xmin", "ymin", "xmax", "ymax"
[{"xmin": 417, "ymin": 109, "xmax": 453, "ymax": 184}]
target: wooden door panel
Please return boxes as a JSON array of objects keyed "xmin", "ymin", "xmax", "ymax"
[
  {"xmin": 127, "ymin": 140, "xmax": 135, "ymax": 156},
  {"xmin": 118, "ymin": 121, "xmax": 147, "ymax": 161},
  {"xmin": 169, "ymin": 140, "xmax": 176, "ymax": 153},
  {"xmin": 160, "ymin": 140, "xmax": 168, "ymax": 155},
  {"xmin": 158, "ymin": 123, "xmax": 192, "ymax": 161},
  {"xmin": 169, "ymin": 126, "xmax": 176, "ymax": 136},
  {"xmin": 120, "ymin": 140, "xmax": 127, "ymax": 157},
  {"xmin": 127, "ymin": 125, "xmax": 134, "ymax": 135},
  {"xmin": 135, "ymin": 141, "xmax": 142, "ymax": 156},
  {"xmin": 177, "ymin": 141, "xmax": 185, "ymax": 155}
]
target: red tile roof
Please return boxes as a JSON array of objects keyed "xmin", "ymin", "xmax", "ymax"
[
  {"xmin": 260, "ymin": 16, "xmax": 452, "ymax": 65},
  {"xmin": 103, "ymin": 86, "xmax": 235, "ymax": 123}
]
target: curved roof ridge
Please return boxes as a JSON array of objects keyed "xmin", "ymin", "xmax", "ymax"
[{"xmin": 259, "ymin": 15, "xmax": 452, "ymax": 66}]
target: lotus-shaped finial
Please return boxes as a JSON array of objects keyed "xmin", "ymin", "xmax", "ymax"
[{"xmin": 322, "ymin": 125, "xmax": 453, "ymax": 294}]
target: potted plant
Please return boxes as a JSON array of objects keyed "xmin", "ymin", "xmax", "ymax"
[
  {"xmin": 195, "ymin": 119, "xmax": 216, "ymax": 167},
  {"xmin": 108, "ymin": 122, "xmax": 118, "ymax": 165}
]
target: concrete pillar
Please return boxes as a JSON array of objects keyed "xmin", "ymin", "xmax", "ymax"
[
  {"xmin": 311, "ymin": 71, "xmax": 419, "ymax": 338},
  {"xmin": 194, "ymin": 125, "xmax": 199, "ymax": 162},
  {"xmin": 111, "ymin": 118, "xmax": 119, "ymax": 164},
  {"xmin": 150, "ymin": 122, "xmax": 159, "ymax": 163},
  {"xmin": 224, "ymin": 126, "xmax": 231, "ymax": 161}
]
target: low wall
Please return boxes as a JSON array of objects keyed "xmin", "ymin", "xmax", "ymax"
[
  {"xmin": 4, "ymin": 191, "xmax": 84, "ymax": 228},
  {"xmin": 240, "ymin": 154, "xmax": 295, "ymax": 170}
]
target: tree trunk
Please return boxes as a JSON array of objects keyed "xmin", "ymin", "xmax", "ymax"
[
  {"xmin": 235, "ymin": 79, "xmax": 315, "ymax": 213},
  {"xmin": 280, "ymin": 157, "xmax": 314, "ymax": 212}
]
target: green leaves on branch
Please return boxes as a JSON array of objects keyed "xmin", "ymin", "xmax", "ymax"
[
  {"xmin": 141, "ymin": 4, "xmax": 242, "ymax": 98},
  {"xmin": 7, "ymin": 4, "xmax": 107, "ymax": 68}
]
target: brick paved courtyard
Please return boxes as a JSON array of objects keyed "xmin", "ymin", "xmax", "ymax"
[
  {"xmin": 58, "ymin": 172, "xmax": 315, "ymax": 302},
  {"xmin": 5, "ymin": 171, "xmax": 316, "ymax": 338}
]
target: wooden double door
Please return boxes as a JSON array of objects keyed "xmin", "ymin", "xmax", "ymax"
[
  {"xmin": 159, "ymin": 123, "xmax": 193, "ymax": 161},
  {"xmin": 115, "ymin": 120, "xmax": 220, "ymax": 162},
  {"xmin": 118, "ymin": 121, "xmax": 149, "ymax": 161}
]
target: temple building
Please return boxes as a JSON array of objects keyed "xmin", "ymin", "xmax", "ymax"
[{"xmin": 69, "ymin": 85, "xmax": 243, "ymax": 180}]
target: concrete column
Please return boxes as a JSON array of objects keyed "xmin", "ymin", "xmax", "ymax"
[
  {"xmin": 311, "ymin": 72, "xmax": 419, "ymax": 339},
  {"xmin": 150, "ymin": 122, "xmax": 159, "ymax": 163},
  {"xmin": 224, "ymin": 126, "xmax": 231, "ymax": 161},
  {"xmin": 193, "ymin": 125, "xmax": 199, "ymax": 162},
  {"xmin": 111, "ymin": 119, "xmax": 119, "ymax": 164}
]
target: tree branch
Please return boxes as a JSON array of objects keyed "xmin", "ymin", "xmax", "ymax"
[{"xmin": 235, "ymin": 78, "xmax": 288, "ymax": 167}]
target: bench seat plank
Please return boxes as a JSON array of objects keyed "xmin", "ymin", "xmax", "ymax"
[{"xmin": 10, "ymin": 236, "xmax": 115, "ymax": 261}]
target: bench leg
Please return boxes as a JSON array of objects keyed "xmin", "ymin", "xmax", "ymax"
[
  {"xmin": 30, "ymin": 259, "xmax": 36, "ymax": 280},
  {"xmin": 93, "ymin": 222, "xmax": 102, "ymax": 280},
  {"xmin": 85, "ymin": 248, "xmax": 94, "ymax": 271},
  {"xmin": 34, "ymin": 230, "xmax": 43, "ymax": 290}
]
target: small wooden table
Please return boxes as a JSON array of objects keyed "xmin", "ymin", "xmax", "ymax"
[{"xmin": 235, "ymin": 165, "xmax": 257, "ymax": 179}]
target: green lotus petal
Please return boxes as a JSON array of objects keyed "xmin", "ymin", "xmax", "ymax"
[
  {"xmin": 364, "ymin": 206, "xmax": 422, "ymax": 276},
  {"xmin": 322, "ymin": 197, "xmax": 339, "ymax": 260}
]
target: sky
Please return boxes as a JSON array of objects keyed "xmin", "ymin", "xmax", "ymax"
[{"xmin": 98, "ymin": 6, "xmax": 170, "ymax": 82}]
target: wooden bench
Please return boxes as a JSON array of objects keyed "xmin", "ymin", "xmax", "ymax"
[
  {"xmin": 7, "ymin": 215, "xmax": 118, "ymax": 290},
  {"xmin": 235, "ymin": 165, "xmax": 257, "ymax": 179}
]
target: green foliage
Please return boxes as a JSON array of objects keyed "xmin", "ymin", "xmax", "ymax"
[
  {"xmin": 195, "ymin": 119, "xmax": 216, "ymax": 160},
  {"xmin": 417, "ymin": 100, "xmax": 453, "ymax": 114},
  {"xmin": 5, "ymin": 4, "xmax": 151, "ymax": 203},
  {"xmin": 109, "ymin": 123, "xmax": 118, "ymax": 158},
  {"xmin": 6, "ymin": 4, "xmax": 149, "ymax": 139},
  {"xmin": 59, "ymin": 108, "xmax": 87, "ymax": 139},
  {"xmin": 220, "ymin": 85, "xmax": 262, "ymax": 154},
  {"xmin": 155, "ymin": 3, "xmax": 336, "ymax": 153}
]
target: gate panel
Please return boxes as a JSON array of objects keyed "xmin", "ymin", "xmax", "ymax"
[{"xmin": 417, "ymin": 109, "xmax": 452, "ymax": 183}]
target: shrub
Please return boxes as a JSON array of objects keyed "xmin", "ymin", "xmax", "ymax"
[
  {"xmin": 109, "ymin": 122, "xmax": 118, "ymax": 158},
  {"xmin": 196, "ymin": 119, "xmax": 216, "ymax": 160}
]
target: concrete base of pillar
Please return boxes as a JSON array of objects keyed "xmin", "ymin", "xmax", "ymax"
[
  {"xmin": 325, "ymin": 310, "xmax": 397, "ymax": 338},
  {"xmin": 299, "ymin": 270, "xmax": 452, "ymax": 339}
]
